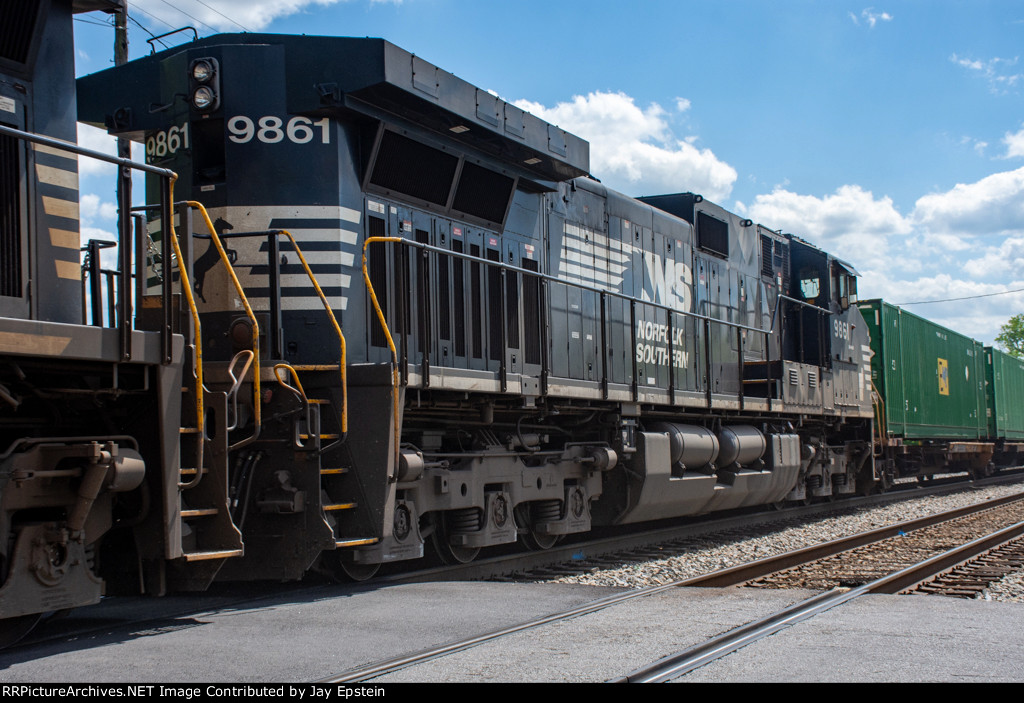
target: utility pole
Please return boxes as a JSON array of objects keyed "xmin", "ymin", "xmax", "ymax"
[{"xmin": 114, "ymin": 1, "xmax": 133, "ymax": 359}]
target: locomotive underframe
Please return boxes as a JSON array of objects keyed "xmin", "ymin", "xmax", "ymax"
[{"xmin": 0, "ymin": 321, "xmax": 182, "ymax": 621}]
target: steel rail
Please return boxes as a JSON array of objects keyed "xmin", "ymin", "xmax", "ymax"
[
  {"xmin": 617, "ymin": 517, "xmax": 1024, "ymax": 683},
  {"xmin": 381, "ymin": 478, "xmax": 1024, "ymax": 587},
  {"xmin": 322, "ymin": 487, "xmax": 1024, "ymax": 683}
]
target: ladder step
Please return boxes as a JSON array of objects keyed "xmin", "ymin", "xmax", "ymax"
[
  {"xmin": 308, "ymin": 398, "xmax": 330, "ymax": 405},
  {"xmin": 300, "ymin": 434, "xmax": 340, "ymax": 440},
  {"xmin": 335, "ymin": 538, "xmax": 379, "ymax": 548},
  {"xmin": 183, "ymin": 549, "xmax": 244, "ymax": 562},
  {"xmin": 323, "ymin": 502, "xmax": 357, "ymax": 512},
  {"xmin": 179, "ymin": 468, "xmax": 209, "ymax": 476},
  {"xmin": 291, "ymin": 364, "xmax": 340, "ymax": 371},
  {"xmin": 181, "ymin": 508, "xmax": 219, "ymax": 518},
  {"xmin": 180, "ymin": 427, "xmax": 202, "ymax": 434},
  {"xmin": 320, "ymin": 468, "xmax": 348, "ymax": 476}
]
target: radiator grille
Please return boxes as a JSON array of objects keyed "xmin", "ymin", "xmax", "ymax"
[
  {"xmin": 367, "ymin": 216, "xmax": 387, "ymax": 347},
  {"xmin": 0, "ymin": 1, "xmax": 40, "ymax": 64},
  {"xmin": 0, "ymin": 131, "xmax": 22, "ymax": 298},
  {"xmin": 760, "ymin": 234, "xmax": 773, "ymax": 278},
  {"xmin": 522, "ymin": 259, "xmax": 541, "ymax": 365}
]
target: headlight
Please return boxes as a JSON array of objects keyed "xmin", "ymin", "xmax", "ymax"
[
  {"xmin": 192, "ymin": 59, "xmax": 214, "ymax": 83},
  {"xmin": 192, "ymin": 86, "xmax": 216, "ymax": 110}
]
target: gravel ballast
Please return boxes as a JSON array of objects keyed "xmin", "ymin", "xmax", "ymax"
[{"xmin": 547, "ymin": 483, "xmax": 1024, "ymax": 602}]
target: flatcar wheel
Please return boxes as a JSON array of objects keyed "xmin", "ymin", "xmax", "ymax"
[
  {"xmin": 0, "ymin": 614, "xmax": 41, "ymax": 649},
  {"xmin": 430, "ymin": 515, "xmax": 480, "ymax": 565}
]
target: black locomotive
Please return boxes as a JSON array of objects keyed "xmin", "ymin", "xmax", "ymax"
[{"xmin": 0, "ymin": 2, "xmax": 974, "ymax": 645}]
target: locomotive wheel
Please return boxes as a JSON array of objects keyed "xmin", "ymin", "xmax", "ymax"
[
  {"xmin": 320, "ymin": 552, "xmax": 380, "ymax": 583},
  {"xmin": 336, "ymin": 560, "xmax": 380, "ymax": 582},
  {"xmin": 0, "ymin": 614, "xmax": 41, "ymax": 649},
  {"xmin": 430, "ymin": 515, "xmax": 480, "ymax": 565},
  {"xmin": 519, "ymin": 531, "xmax": 560, "ymax": 551},
  {"xmin": 514, "ymin": 503, "xmax": 562, "ymax": 550}
]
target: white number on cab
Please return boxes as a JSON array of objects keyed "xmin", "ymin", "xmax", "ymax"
[{"xmin": 228, "ymin": 116, "xmax": 330, "ymax": 145}]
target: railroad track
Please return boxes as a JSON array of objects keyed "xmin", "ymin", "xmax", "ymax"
[
  {"xmin": 327, "ymin": 487, "xmax": 1024, "ymax": 682},
  {"xmin": 747, "ymin": 497, "xmax": 1024, "ymax": 591},
  {"xmin": 620, "ymin": 492, "xmax": 1024, "ymax": 682},
  {"xmin": 413, "ymin": 471, "xmax": 1024, "ymax": 585},
  {"xmin": 11, "ymin": 473, "xmax": 1023, "ymax": 658}
]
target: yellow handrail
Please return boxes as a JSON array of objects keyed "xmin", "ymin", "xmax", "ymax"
[
  {"xmin": 362, "ymin": 236, "xmax": 403, "ymax": 473},
  {"xmin": 169, "ymin": 200, "xmax": 349, "ymax": 464},
  {"xmin": 870, "ymin": 378, "xmax": 887, "ymax": 456},
  {"xmin": 165, "ymin": 177, "xmax": 206, "ymax": 490},
  {"xmin": 186, "ymin": 201, "xmax": 261, "ymax": 450},
  {"xmin": 276, "ymin": 230, "xmax": 347, "ymax": 438}
]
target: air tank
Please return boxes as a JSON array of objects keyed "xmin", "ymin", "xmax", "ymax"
[
  {"xmin": 648, "ymin": 423, "xmax": 719, "ymax": 475},
  {"xmin": 716, "ymin": 425, "xmax": 767, "ymax": 469}
]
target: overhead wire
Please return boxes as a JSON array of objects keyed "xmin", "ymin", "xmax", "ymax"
[
  {"xmin": 155, "ymin": 0, "xmax": 221, "ymax": 35},
  {"xmin": 188, "ymin": 0, "xmax": 253, "ymax": 32},
  {"xmin": 126, "ymin": 2, "xmax": 178, "ymax": 31},
  {"xmin": 125, "ymin": 12, "xmax": 171, "ymax": 50},
  {"xmin": 74, "ymin": 16, "xmax": 115, "ymax": 28},
  {"xmin": 895, "ymin": 286, "xmax": 1024, "ymax": 305}
]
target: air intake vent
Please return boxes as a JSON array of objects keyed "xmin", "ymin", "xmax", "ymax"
[
  {"xmin": 778, "ymin": 241, "xmax": 790, "ymax": 288},
  {"xmin": 368, "ymin": 130, "xmax": 517, "ymax": 229},
  {"xmin": 696, "ymin": 212, "xmax": 728, "ymax": 258},
  {"xmin": 1, "ymin": 1, "xmax": 40, "ymax": 64},
  {"xmin": 452, "ymin": 161, "xmax": 514, "ymax": 225},
  {"xmin": 760, "ymin": 234, "xmax": 773, "ymax": 278},
  {"xmin": 370, "ymin": 131, "xmax": 457, "ymax": 206},
  {"xmin": 1, "ymin": 130, "xmax": 22, "ymax": 298}
]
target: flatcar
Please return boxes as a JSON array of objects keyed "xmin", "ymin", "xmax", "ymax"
[
  {"xmin": 860, "ymin": 299, "xmax": 1024, "ymax": 482},
  {"xmin": 0, "ymin": 2, "xmax": 1018, "ymax": 646}
]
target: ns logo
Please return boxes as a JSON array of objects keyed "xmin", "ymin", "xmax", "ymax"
[{"xmin": 638, "ymin": 252, "xmax": 692, "ymax": 312}]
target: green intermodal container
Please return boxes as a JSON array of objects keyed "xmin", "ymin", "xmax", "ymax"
[
  {"xmin": 858, "ymin": 300, "xmax": 986, "ymax": 440},
  {"xmin": 985, "ymin": 346, "xmax": 1024, "ymax": 439}
]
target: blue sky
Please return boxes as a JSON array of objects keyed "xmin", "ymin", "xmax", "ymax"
[{"xmin": 73, "ymin": 1, "xmax": 1024, "ymax": 345}]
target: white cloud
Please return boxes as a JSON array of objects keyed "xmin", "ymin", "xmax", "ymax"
[
  {"xmin": 77, "ymin": 122, "xmax": 117, "ymax": 176},
  {"xmin": 956, "ymin": 135, "xmax": 988, "ymax": 156},
  {"xmin": 739, "ymin": 185, "xmax": 911, "ymax": 270},
  {"xmin": 80, "ymin": 193, "xmax": 118, "ymax": 223},
  {"xmin": 951, "ymin": 54, "xmax": 1023, "ymax": 94},
  {"xmin": 514, "ymin": 91, "xmax": 737, "ymax": 200},
  {"xmin": 850, "ymin": 8, "xmax": 893, "ymax": 28},
  {"xmin": 739, "ymin": 166, "xmax": 1024, "ymax": 345},
  {"xmin": 869, "ymin": 273, "xmax": 1024, "ymax": 345},
  {"xmin": 131, "ymin": 0, "xmax": 344, "ymax": 33},
  {"xmin": 963, "ymin": 236, "xmax": 1024, "ymax": 277},
  {"xmin": 1002, "ymin": 124, "xmax": 1024, "ymax": 158},
  {"xmin": 912, "ymin": 167, "xmax": 1024, "ymax": 236}
]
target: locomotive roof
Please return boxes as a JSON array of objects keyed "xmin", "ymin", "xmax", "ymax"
[{"xmin": 77, "ymin": 33, "xmax": 590, "ymax": 184}]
